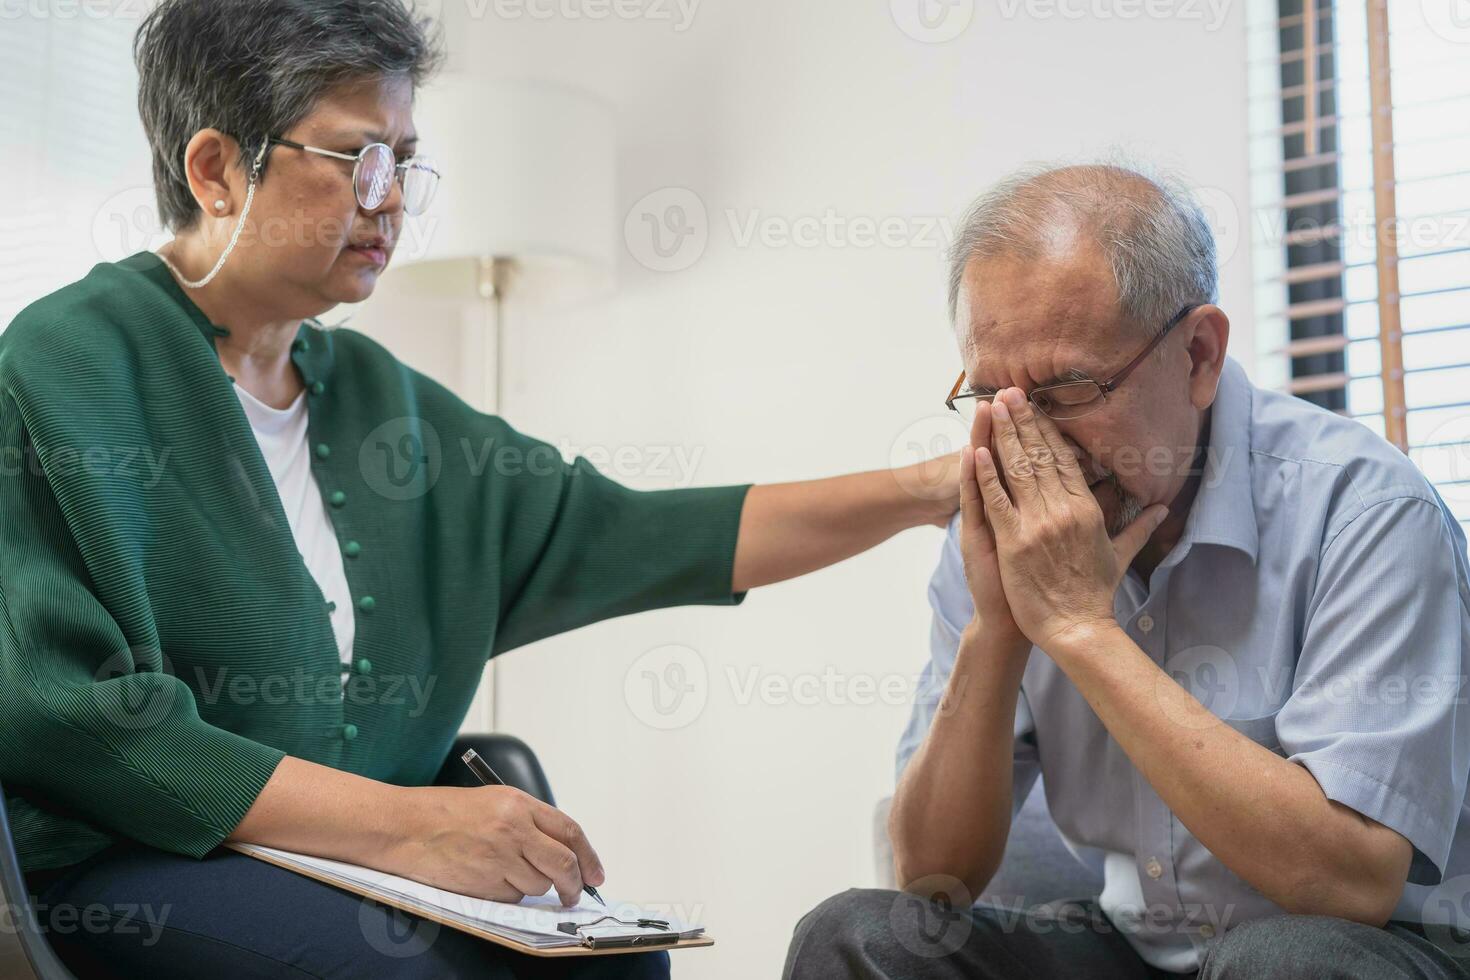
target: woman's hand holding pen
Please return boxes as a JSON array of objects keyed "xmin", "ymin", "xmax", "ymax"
[
  {"xmin": 228, "ymin": 756, "xmax": 604, "ymax": 908},
  {"xmin": 384, "ymin": 784, "xmax": 606, "ymax": 907}
]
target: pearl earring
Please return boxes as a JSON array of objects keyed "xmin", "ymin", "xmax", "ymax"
[{"xmin": 213, "ymin": 200, "xmax": 227, "ymax": 212}]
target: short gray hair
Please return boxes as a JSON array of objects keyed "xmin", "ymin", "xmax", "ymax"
[
  {"xmin": 946, "ymin": 161, "xmax": 1218, "ymax": 339},
  {"xmin": 135, "ymin": 0, "xmax": 444, "ymax": 232}
]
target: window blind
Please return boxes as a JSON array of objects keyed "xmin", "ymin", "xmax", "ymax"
[
  {"xmin": 1248, "ymin": 0, "xmax": 1470, "ymax": 542},
  {"xmin": 2, "ymin": 11, "xmax": 153, "ymax": 331}
]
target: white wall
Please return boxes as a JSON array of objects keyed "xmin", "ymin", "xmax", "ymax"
[{"xmin": 358, "ymin": 3, "xmax": 1256, "ymax": 977}]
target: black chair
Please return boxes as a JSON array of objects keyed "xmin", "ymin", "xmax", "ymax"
[
  {"xmin": 434, "ymin": 732, "xmax": 556, "ymax": 804},
  {"xmin": 0, "ymin": 733, "xmax": 556, "ymax": 980}
]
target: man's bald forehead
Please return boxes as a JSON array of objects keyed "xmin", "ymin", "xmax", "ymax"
[{"xmin": 945, "ymin": 159, "xmax": 1218, "ymax": 335}]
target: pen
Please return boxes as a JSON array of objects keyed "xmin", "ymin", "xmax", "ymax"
[{"xmin": 461, "ymin": 748, "xmax": 606, "ymax": 907}]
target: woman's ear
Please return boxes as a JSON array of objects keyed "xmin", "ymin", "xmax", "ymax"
[
  {"xmin": 1186, "ymin": 305, "xmax": 1229, "ymax": 412},
  {"xmin": 180, "ymin": 129, "xmax": 242, "ymax": 218}
]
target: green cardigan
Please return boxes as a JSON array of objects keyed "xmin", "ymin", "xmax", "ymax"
[{"xmin": 0, "ymin": 252, "xmax": 750, "ymax": 873}]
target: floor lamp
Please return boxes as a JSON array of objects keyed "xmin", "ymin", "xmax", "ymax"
[{"xmin": 390, "ymin": 77, "xmax": 617, "ymax": 731}]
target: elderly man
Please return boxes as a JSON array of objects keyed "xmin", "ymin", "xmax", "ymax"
[{"xmin": 783, "ymin": 164, "xmax": 1470, "ymax": 979}]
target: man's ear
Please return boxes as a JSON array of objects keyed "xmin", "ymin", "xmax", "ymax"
[
  {"xmin": 180, "ymin": 129, "xmax": 243, "ymax": 218},
  {"xmin": 1185, "ymin": 305, "xmax": 1229, "ymax": 412}
]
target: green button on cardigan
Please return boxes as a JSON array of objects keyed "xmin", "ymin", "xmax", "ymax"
[{"xmin": 0, "ymin": 252, "xmax": 750, "ymax": 873}]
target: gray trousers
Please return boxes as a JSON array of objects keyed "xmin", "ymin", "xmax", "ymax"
[{"xmin": 783, "ymin": 889, "xmax": 1470, "ymax": 980}]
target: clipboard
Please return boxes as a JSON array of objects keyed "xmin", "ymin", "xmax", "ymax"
[
  {"xmin": 226, "ymin": 842, "xmax": 715, "ymax": 958},
  {"xmin": 556, "ymin": 918, "xmax": 688, "ymax": 950}
]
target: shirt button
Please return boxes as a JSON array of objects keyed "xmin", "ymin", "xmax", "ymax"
[
  {"xmin": 1199, "ymin": 924, "xmax": 1216, "ymax": 938},
  {"xmin": 1138, "ymin": 614, "xmax": 1155, "ymax": 634},
  {"xmin": 343, "ymin": 540, "xmax": 361, "ymax": 558},
  {"xmin": 310, "ymin": 381, "xmax": 326, "ymax": 396},
  {"xmin": 341, "ymin": 723, "xmax": 358, "ymax": 740},
  {"xmin": 358, "ymin": 595, "xmax": 376, "ymax": 613},
  {"xmin": 325, "ymin": 601, "xmax": 337, "ymax": 613},
  {"xmin": 292, "ymin": 338, "xmax": 309, "ymax": 353},
  {"xmin": 329, "ymin": 490, "xmax": 347, "ymax": 508},
  {"xmin": 356, "ymin": 657, "xmax": 373, "ymax": 675},
  {"xmin": 1145, "ymin": 857, "xmax": 1163, "ymax": 879},
  {"xmin": 315, "ymin": 443, "xmax": 331, "ymax": 460}
]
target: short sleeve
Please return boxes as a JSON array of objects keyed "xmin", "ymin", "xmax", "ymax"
[
  {"xmin": 1278, "ymin": 494, "xmax": 1470, "ymax": 885},
  {"xmin": 896, "ymin": 514, "xmax": 1041, "ymax": 817}
]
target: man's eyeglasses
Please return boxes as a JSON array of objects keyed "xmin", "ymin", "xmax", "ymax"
[
  {"xmin": 945, "ymin": 304, "xmax": 1199, "ymax": 423},
  {"xmin": 266, "ymin": 137, "xmax": 441, "ymax": 215}
]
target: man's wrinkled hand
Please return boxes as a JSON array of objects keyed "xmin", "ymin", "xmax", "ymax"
[
  {"xmin": 957, "ymin": 401, "xmax": 1030, "ymax": 654},
  {"xmin": 965, "ymin": 388, "xmax": 1167, "ymax": 652}
]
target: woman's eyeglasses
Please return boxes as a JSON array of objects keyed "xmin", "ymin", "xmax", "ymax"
[
  {"xmin": 266, "ymin": 137, "xmax": 441, "ymax": 215},
  {"xmin": 945, "ymin": 304, "xmax": 1200, "ymax": 423}
]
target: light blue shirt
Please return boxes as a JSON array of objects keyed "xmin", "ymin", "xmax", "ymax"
[{"xmin": 897, "ymin": 356, "xmax": 1470, "ymax": 971}]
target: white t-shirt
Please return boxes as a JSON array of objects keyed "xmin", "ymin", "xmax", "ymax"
[{"xmin": 233, "ymin": 382, "xmax": 356, "ymax": 685}]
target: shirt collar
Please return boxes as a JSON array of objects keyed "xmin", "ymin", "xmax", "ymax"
[{"xmin": 1176, "ymin": 356, "xmax": 1258, "ymax": 564}]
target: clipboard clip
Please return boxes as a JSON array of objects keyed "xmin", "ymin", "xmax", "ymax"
[{"xmin": 557, "ymin": 915, "xmax": 677, "ymax": 950}]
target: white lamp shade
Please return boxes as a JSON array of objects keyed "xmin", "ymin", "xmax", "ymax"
[{"xmin": 393, "ymin": 76, "xmax": 618, "ymax": 306}]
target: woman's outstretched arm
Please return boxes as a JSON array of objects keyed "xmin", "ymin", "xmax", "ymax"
[{"xmin": 732, "ymin": 456, "xmax": 960, "ymax": 593}]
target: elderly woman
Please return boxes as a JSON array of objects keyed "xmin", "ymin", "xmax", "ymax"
[{"xmin": 0, "ymin": 1, "xmax": 956, "ymax": 976}]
